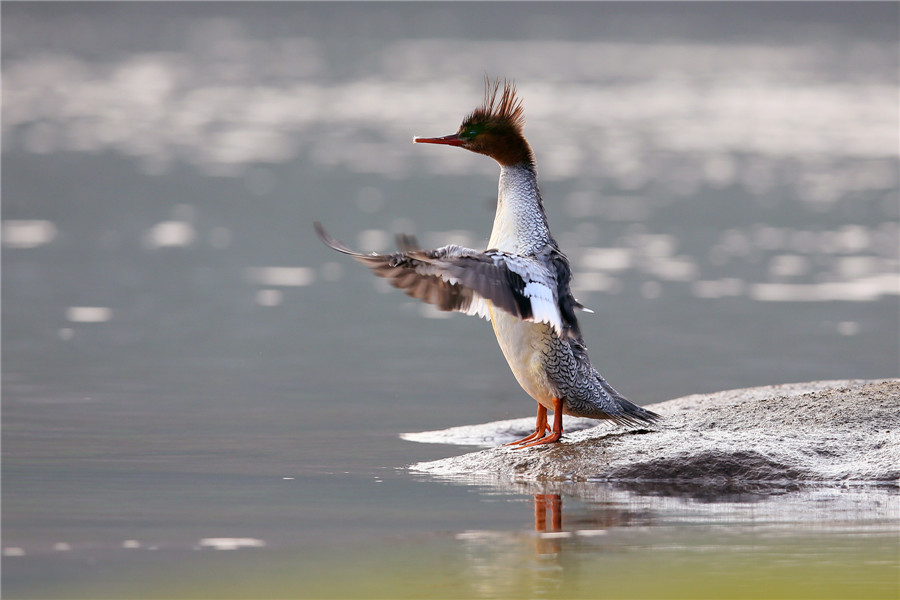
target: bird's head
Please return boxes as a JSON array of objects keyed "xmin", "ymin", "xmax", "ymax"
[{"xmin": 414, "ymin": 78, "xmax": 534, "ymax": 168}]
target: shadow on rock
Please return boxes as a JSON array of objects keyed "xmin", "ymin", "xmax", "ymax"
[{"xmin": 603, "ymin": 450, "xmax": 808, "ymax": 501}]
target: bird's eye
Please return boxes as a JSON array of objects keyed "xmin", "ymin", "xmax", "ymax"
[{"xmin": 460, "ymin": 124, "xmax": 481, "ymax": 139}]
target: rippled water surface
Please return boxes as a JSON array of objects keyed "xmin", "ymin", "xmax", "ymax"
[{"xmin": 3, "ymin": 3, "xmax": 898, "ymax": 599}]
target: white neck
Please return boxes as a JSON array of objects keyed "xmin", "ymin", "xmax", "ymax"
[{"xmin": 488, "ymin": 164, "xmax": 552, "ymax": 255}]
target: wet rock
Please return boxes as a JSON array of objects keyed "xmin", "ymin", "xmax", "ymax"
[{"xmin": 409, "ymin": 379, "xmax": 900, "ymax": 484}]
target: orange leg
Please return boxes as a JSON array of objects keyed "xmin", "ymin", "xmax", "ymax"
[
  {"xmin": 505, "ymin": 405, "xmax": 549, "ymax": 446},
  {"xmin": 550, "ymin": 493, "xmax": 562, "ymax": 530},
  {"xmin": 517, "ymin": 397, "xmax": 564, "ymax": 449},
  {"xmin": 534, "ymin": 494, "xmax": 548, "ymax": 531},
  {"xmin": 533, "ymin": 494, "xmax": 562, "ymax": 531}
]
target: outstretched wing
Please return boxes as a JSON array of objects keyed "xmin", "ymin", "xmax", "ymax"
[{"xmin": 315, "ymin": 222, "xmax": 571, "ymax": 336}]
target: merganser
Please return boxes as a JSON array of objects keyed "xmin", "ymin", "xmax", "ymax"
[{"xmin": 315, "ymin": 79, "xmax": 660, "ymax": 447}]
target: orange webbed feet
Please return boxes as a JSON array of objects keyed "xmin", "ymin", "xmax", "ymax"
[
  {"xmin": 505, "ymin": 404, "xmax": 548, "ymax": 446},
  {"xmin": 509, "ymin": 399, "xmax": 564, "ymax": 449}
]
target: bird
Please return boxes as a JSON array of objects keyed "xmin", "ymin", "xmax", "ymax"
[{"xmin": 315, "ymin": 78, "xmax": 660, "ymax": 448}]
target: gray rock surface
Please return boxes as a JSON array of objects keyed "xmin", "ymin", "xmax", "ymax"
[{"xmin": 408, "ymin": 379, "xmax": 900, "ymax": 484}]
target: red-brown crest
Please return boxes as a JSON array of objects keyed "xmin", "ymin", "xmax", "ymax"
[{"xmin": 464, "ymin": 77, "xmax": 525, "ymax": 132}]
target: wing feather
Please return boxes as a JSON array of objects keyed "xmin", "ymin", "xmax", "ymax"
[{"xmin": 314, "ymin": 222, "xmax": 573, "ymax": 336}]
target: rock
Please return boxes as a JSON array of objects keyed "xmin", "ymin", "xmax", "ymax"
[
  {"xmin": 408, "ymin": 379, "xmax": 900, "ymax": 485},
  {"xmin": 400, "ymin": 414, "xmax": 601, "ymax": 446}
]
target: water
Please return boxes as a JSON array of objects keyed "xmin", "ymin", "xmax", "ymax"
[{"xmin": 3, "ymin": 4, "xmax": 898, "ymax": 598}]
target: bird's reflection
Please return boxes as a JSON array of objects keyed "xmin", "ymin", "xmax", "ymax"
[
  {"xmin": 447, "ymin": 474, "xmax": 900, "ymax": 598},
  {"xmin": 455, "ymin": 486, "xmax": 647, "ymax": 597},
  {"xmin": 534, "ymin": 493, "xmax": 562, "ymax": 532},
  {"xmin": 533, "ymin": 493, "xmax": 564, "ymax": 555}
]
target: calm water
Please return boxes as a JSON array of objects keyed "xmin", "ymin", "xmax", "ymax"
[{"xmin": 3, "ymin": 3, "xmax": 898, "ymax": 599}]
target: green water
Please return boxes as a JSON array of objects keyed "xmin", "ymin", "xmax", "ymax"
[{"xmin": 12, "ymin": 493, "xmax": 899, "ymax": 599}]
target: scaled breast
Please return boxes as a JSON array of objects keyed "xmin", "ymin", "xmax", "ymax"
[{"xmin": 489, "ymin": 165, "xmax": 552, "ymax": 256}]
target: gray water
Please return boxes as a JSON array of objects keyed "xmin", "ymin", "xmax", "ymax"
[{"xmin": 3, "ymin": 3, "xmax": 898, "ymax": 599}]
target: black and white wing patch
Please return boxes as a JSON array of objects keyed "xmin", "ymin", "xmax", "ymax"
[{"xmin": 315, "ymin": 223, "xmax": 576, "ymax": 337}]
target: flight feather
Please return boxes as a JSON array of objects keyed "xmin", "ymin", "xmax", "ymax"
[{"xmin": 314, "ymin": 222, "xmax": 569, "ymax": 335}]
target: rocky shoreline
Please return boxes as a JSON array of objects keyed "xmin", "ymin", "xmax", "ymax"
[{"xmin": 407, "ymin": 379, "xmax": 900, "ymax": 485}]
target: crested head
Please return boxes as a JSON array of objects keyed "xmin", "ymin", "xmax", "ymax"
[
  {"xmin": 463, "ymin": 78, "xmax": 526, "ymax": 138},
  {"xmin": 414, "ymin": 78, "xmax": 535, "ymax": 168}
]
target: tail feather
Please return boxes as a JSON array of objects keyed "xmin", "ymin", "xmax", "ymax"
[{"xmin": 599, "ymin": 377, "xmax": 661, "ymax": 428}]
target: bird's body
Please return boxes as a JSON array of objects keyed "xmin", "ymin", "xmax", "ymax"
[{"xmin": 316, "ymin": 79, "xmax": 659, "ymax": 446}]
